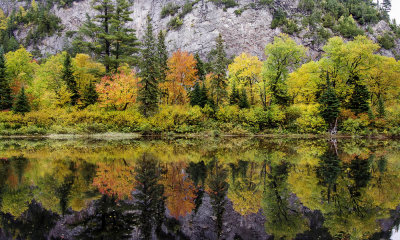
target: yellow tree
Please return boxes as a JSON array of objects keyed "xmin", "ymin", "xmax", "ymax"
[
  {"xmin": 228, "ymin": 53, "xmax": 262, "ymax": 105},
  {"xmin": 96, "ymin": 69, "xmax": 139, "ymax": 110},
  {"xmin": 73, "ymin": 53, "xmax": 105, "ymax": 94},
  {"xmin": 365, "ymin": 55, "xmax": 400, "ymax": 107},
  {"xmin": 162, "ymin": 50, "xmax": 197, "ymax": 105}
]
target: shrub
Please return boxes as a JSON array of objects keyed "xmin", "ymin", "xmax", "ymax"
[
  {"xmin": 293, "ymin": 104, "xmax": 326, "ymax": 133},
  {"xmin": 335, "ymin": 15, "xmax": 364, "ymax": 39},
  {"xmin": 168, "ymin": 16, "xmax": 183, "ymax": 30},
  {"xmin": 378, "ymin": 32, "xmax": 395, "ymax": 50},
  {"xmin": 161, "ymin": 3, "xmax": 180, "ymax": 18}
]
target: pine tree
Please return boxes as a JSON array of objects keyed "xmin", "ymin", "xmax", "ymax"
[
  {"xmin": 195, "ymin": 53, "xmax": 206, "ymax": 82},
  {"xmin": 348, "ymin": 76, "xmax": 370, "ymax": 115},
  {"xmin": 0, "ymin": 48, "xmax": 12, "ymax": 110},
  {"xmin": 319, "ymin": 74, "xmax": 340, "ymax": 133},
  {"xmin": 13, "ymin": 86, "xmax": 30, "ymax": 114},
  {"xmin": 62, "ymin": 53, "xmax": 80, "ymax": 106},
  {"xmin": 238, "ymin": 88, "xmax": 250, "ymax": 109},
  {"xmin": 138, "ymin": 16, "xmax": 160, "ymax": 117},
  {"xmin": 92, "ymin": 0, "xmax": 115, "ymax": 72},
  {"xmin": 229, "ymin": 83, "xmax": 240, "ymax": 105},
  {"xmin": 382, "ymin": 0, "xmax": 391, "ymax": 12},
  {"xmin": 110, "ymin": 0, "xmax": 140, "ymax": 70},
  {"xmin": 211, "ymin": 34, "xmax": 228, "ymax": 106},
  {"xmin": 82, "ymin": 81, "xmax": 98, "ymax": 107}
]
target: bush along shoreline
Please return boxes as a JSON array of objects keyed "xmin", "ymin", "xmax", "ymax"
[{"xmin": 1, "ymin": 104, "xmax": 400, "ymax": 138}]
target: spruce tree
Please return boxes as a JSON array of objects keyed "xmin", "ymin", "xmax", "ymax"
[
  {"xmin": 211, "ymin": 34, "xmax": 228, "ymax": 106},
  {"xmin": 190, "ymin": 82, "xmax": 202, "ymax": 107},
  {"xmin": 110, "ymin": 0, "xmax": 140, "ymax": 70},
  {"xmin": 82, "ymin": 81, "xmax": 98, "ymax": 107},
  {"xmin": 0, "ymin": 48, "xmax": 12, "ymax": 110},
  {"xmin": 200, "ymin": 84, "xmax": 211, "ymax": 108},
  {"xmin": 195, "ymin": 53, "xmax": 206, "ymax": 82},
  {"xmin": 62, "ymin": 53, "xmax": 80, "ymax": 106},
  {"xmin": 157, "ymin": 30, "xmax": 168, "ymax": 83},
  {"xmin": 229, "ymin": 83, "xmax": 240, "ymax": 105},
  {"xmin": 238, "ymin": 88, "xmax": 250, "ymax": 109},
  {"xmin": 378, "ymin": 96, "xmax": 385, "ymax": 118},
  {"xmin": 138, "ymin": 16, "xmax": 160, "ymax": 117},
  {"xmin": 319, "ymin": 75, "xmax": 340, "ymax": 133},
  {"xmin": 348, "ymin": 76, "xmax": 370, "ymax": 115},
  {"xmin": 13, "ymin": 86, "xmax": 30, "ymax": 114}
]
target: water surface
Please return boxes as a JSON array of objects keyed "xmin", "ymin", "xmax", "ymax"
[{"xmin": 0, "ymin": 137, "xmax": 400, "ymax": 240}]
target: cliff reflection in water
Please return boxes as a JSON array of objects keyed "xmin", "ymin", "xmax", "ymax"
[{"xmin": 0, "ymin": 138, "xmax": 400, "ymax": 240}]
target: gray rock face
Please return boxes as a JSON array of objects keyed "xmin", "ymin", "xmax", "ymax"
[
  {"xmin": 3, "ymin": 0, "xmax": 399, "ymax": 59},
  {"xmin": 11, "ymin": 0, "xmax": 295, "ymax": 59}
]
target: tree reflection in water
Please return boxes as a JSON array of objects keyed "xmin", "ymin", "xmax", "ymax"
[{"xmin": 0, "ymin": 139, "xmax": 400, "ymax": 239}]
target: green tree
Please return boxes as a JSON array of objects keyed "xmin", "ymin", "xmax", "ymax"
[
  {"xmin": 319, "ymin": 73, "xmax": 340, "ymax": 133},
  {"xmin": 190, "ymin": 82, "xmax": 202, "ymax": 107},
  {"xmin": 348, "ymin": 75, "xmax": 370, "ymax": 115},
  {"xmin": 0, "ymin": 47, "xmax": 12, "ymax": 110},
  {"xmin": 138, "ymin": 16, "xmax": 160, "ymax": 117},
  {"xmin": 157, "ymin": 30, "xmax": 168, "ymax": 83},
  {"xmin": 13, "ymin": 86, "xmax": 30, "ymax": 114},
  {"xmin": 110, "ymin": 0, "xmax": 140, "ymax": 70},
  {"xmin": 211, "ymin": 34, "xmax": 228, "ymax": 106},
  {"xmin": 62, "ymin": 53, "xmax": 80, "ymax": 106},
  {"xmin": 229, "ymin": 83, "xmax": 240, "ymax": 105},
  {"xmin": 382, "ymin": 0, "xmax": 391, "ymax": 12},
  {"xmin": 82, "ymin": 81, "xmax": 98, "ymax": 107},
  {"xmin": 238, "ymin": 88, "xmax": 250, "ymax": 109},
  {"xmin": 91, "ymin": 0, "xmax": 115, "ymax": 72},
  {"xmin": 262, "ymin": 34, "xmax": 306, "ymax": 107},
  {"xmin": 195, "ymin": 53, "xmax": 206, "ymax": 82}
]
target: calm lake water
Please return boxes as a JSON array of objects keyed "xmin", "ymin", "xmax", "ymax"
[{"xmin": 0, "ymin": 137, "xmax": 400, "ymax": 240}]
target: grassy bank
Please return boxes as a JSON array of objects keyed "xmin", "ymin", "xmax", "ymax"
[{"xmin": 1, "ymin": 104, "xmax": 400, "ymax": 137}]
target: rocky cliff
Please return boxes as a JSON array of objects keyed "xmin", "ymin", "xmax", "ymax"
[{"xmin": 1, "ymin": 0, "xmax": 399, "ymax": 59}]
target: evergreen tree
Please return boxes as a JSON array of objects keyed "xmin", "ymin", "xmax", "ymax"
[
  {"xmin": 238, "ymin": 88, "xmax": 250, "ymax": 109},
  {"xmin": 0, "ymin": 48, "xmax": 12, "ymax": 110},
  {"xmin": 62, "ymin": 53, "xmax": 80, "ymax": 106},
  {"xmin": 157, "ymin": 30, "xmax": 169, "ymax": 102},
  {"xmin": 348, "ymin": 76, "xmax": 370, "ymax": 115},
  {"xmin": 74, "ymin": 0, "xmax": 140, "ymax": 72},
  {"xmin": 92, "ymin": 0, "xmax": 115, "ymax": 72},
  {"xmin": 211, "ymin": 34, "xmax": 228, "ymax": 106},
  {"xmin": 195, "ymin": 53, "xmax": 206, "ymax": 82},
  {"xmin": 82, "ymin": 81, "xmax": 98, "ymax": 107},
  {"xmin": 382, "ymin": 0, "xmax": 391, "ymax": 12},
  {"xmin": 190, "ymin": 82, "xmax": 202, "ymax": 107},
  {"xmin": 138, "ymin": 16, "xmax": 160, "ymax": 117},
  {"xmin": 319, "ymin": 74, "xmax": 340, "ymax": 133},
  {"xmin": 157, "ymin": 30, "xmax": 168, "ymax": 83},
  {"xmin": 378, "ymin": 96, "xmax": 385, "ymax": 118},
  {"xmin": 13, "ymin": 86, "xmax": 30, "ymax": 114},
  {"xmin": 229, "ymin": 83, "xmax": 240, "ymax": 105},
  {"xmin": 200, "ymin": 84, "xmax": 212, "ymax": 108},
  {"xmin": 110, "ymin": 0, "xmax": 140, "ymax": 70}
]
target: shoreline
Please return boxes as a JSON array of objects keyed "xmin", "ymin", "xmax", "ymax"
[{"xmin": 0, "ymin": 132, "xmax": 396, "ymax": 140}]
